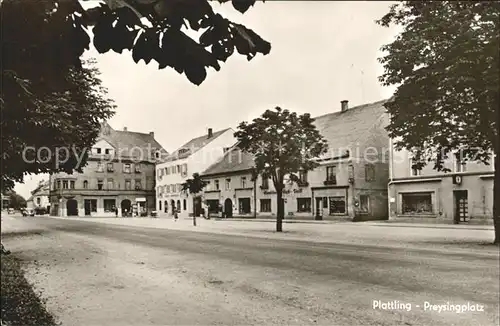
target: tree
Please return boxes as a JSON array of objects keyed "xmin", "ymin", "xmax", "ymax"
[
  {"xmin": 377, "ymin": 1, "xmax": 500, "ymax": 243},
  {"xmin": 181, "ymin": 173, "xmax": 209, "ymax": 226},
  {"xmin": 234, "ymin": 107, "xmax": 329, "ymax": 232},
  {"xmin": 7, "ymin": 192, "xmax": 27, "ymax": 210}
]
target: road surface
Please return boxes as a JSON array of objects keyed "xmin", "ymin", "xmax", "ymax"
[{"xmin": 1, "ymin": 216, "xmax": 498, "ymax": 326}]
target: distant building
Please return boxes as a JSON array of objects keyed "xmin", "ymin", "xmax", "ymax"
[
  {"xmin": 49, "ymin": 122, "xmax": 167, "ymax": 217},
  {"xmin": 200, "ymin": 100, "xmax": 391, "ymax": 221},
  {"xmin": 388, "ymin": 145, "xmax": 495, "ymax": 223},
  {"xmin": 155, "ymin": 128, "xmax": 236, "ymax": 217},
  {"xmin": 27, "ymin": 180, "xmax": 50, "ymax": 212}
]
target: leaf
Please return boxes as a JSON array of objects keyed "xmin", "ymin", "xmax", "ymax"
[
  {"xmin": 231, "ymin": 0, "xmax": 256, "ymax": 14},
  {"xmin": 184, "ymin": 64, "xmax": 207, "ymax": 86}
]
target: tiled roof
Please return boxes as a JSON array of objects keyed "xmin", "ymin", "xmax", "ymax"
[
  {"xmin": 313, "ymin": 99, "xmax": 388, "ymax": 158},
  {"xmin": 201, "ymin": 143, "xmax": 255, "ymax": 176},
  {"xmin": 162, "ymin": 128, "xmax": 232, "ymax": 162},
  {"xmin": 200, "ymin": 99, "xmax": 388, "ymax": 176},
  {"xmin": 98, "ymin": 122, "xmax": 168, "ymax": 161}
]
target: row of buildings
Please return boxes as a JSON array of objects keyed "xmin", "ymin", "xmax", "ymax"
[{"xmin": 39, "ymin": 99, "xmax": 494, "ymax": 224}]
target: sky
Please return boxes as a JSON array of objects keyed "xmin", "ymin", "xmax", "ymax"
[{"xmin": 14, "ymin": 1, "xmax": 400, "ymax": 199}]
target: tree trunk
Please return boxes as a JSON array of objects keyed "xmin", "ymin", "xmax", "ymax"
[
  {"xmin": 276, "ymin": 189, "xmax": 283, "ymax": 232},
  {"xmin": 494, "ymin": 103, "xmax": 500, "ymax": 245}
]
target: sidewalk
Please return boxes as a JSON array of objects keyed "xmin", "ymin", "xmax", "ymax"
[{"xmin": 45, "ymin": 216, "xmax": 498, "ymax": 254}]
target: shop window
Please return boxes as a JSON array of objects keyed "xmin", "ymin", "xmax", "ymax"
[
  {"xmin": 297, "ymin": 198, "xmax": 311, "ymax": 212},
  {"xmin": 329, "ymin": 196, "xmax": 346, "ymax": 214},
  {"xmin": 260, "ymin": 199, "xmax": 271, "ymax": 212},
  {"xmin": 402, "ymin": 192, "xmax": 433, "ymax": 214},
  {"xmin": 103, "ymin": 199, "xmax": 116, "ymax": 213}
]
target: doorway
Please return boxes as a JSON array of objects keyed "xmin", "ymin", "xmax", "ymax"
[
  {"xmin": 238, "ymin": 198, "xmax": 251, "ymax": 214},
  {"xmin": 454, "ymin": 190, "xmax": 468, "ymax": 224},
  {"xmin": 224, "ymin": 198, "xmax": 233, "ymax": 218},
  {"xmin": 84, "ymin": 200, "xmax": 91, "ymax": 216},
  {"xmin": 121, "ymin": 199, "xmax": 131, "ymax": 217},
  {"xmin": 315, "ymin": 197, "xmax": 323, "ymax": 220},
  {"xmin": 66, "ymin": 199, "xmax": 78, "ymax": 216}
]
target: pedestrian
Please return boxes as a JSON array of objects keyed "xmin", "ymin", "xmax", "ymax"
[
  {"xmin": 174, "ymin": 208, "xmax": 178, "ymax": 221},
  {"xmin": 115, "ymin": 207, "xmax": 118, "ymax": 217}
]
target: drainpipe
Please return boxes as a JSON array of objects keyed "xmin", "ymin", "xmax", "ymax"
[{"xmin": 388, "ymin": 136, "xmax": 395, "ymax": 219}]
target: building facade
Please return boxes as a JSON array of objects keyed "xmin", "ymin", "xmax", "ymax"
[
  {"xmin": 201, "ymin": 100, "xmax": 391, "ymax": 221},
  {"xmin": 27, "ymin": 180, "xmax": 50, "ymax": 212},
  {"xmin": 49, "ymin": 123, "xmax": 167, "ymax": 217},
  {"xmin": 388, "ymin": 145, "xmax": 495, "ymax": 223},
  {"xmin": 155, "ymin": 128, "xmax": 236, "ymax": 217},
  {"xmin": 1, "ymin": 194, "xmax": 10, "ymax": 211}
]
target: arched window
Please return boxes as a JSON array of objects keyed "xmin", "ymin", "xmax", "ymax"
[
  {"xmin": 183, "ymin": 199, "xmax": 187, "ymax": 210},
  {"xmin": 83, "ymin": 180, "xmax": 88, "ymax": 189}
]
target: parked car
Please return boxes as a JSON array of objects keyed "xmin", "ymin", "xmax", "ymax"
[
  {"xmin": 8, "ymin": 208, "xmax": 15, "ymax": 214},
  {"xmin": 34, "ymin": 206, "xmax": 47, "ymax": 215},
  {"xmin": 22, "ymin": 208, "xmax": 35, "ymax": 216}
]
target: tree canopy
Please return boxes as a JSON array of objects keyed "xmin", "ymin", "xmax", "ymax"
[
  {"xmin": 235, "ymin": 107, "xmax": 328, "ymax": 231},
  {"xmin": 0, "ymin": 0, "xmax": 270, "ymax": 192},
  {"xmin": 181, "ymin": 173, "xmax": 209, "ymax": 195},
  {"xmin": 377, "ymin": 1, "xmax": 500, "ymax": 243}
]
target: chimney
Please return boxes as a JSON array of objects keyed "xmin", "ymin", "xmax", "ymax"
[
  {"xmin": 149, "ymin": 131, "xmax": 155, "ymax": 138},
  {"xmin": 341, "ymin": 100, "xmax": 349, "ymax": 112},
  {"xmin": 123, "ymin": 127, "xmax": 127, "ymax": 131},
  {"xmin": 207, "ymin": 128, "xmax": 213, "ymax": 138}
]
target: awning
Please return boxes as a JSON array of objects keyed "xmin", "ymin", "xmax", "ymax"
[{"xmin": 135, "ymin": 197, "xmax": 146, "ymax": 202}]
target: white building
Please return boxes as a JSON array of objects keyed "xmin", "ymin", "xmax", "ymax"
[
  {"xmin": 155, "ymin": 128, "xmax": 236, "ymax": 217},
  {"xmin": 27, "ymin": 180, "xmax": 51, "ymax": 212}
]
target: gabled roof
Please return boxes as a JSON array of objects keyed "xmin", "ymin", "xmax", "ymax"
[
  {"xmin": 96, "ymin": 122, "xmax": 168, "ymax": 161},
  {"xmin": 162, "ymin": 128, "xmax": 232, "ymax": 162},
  {"xmin": 201, "ymin": 143, "xmax": 254, "ymax": 176},
  {"xmin": 28, "ymin": 180, "xmax": 50, "ymax": 201},
  {"xmin": 313, "ymin": 99, "xmax": 388, "ymax": 157},
  {"xmin": 199, "ymin": 99, "xmax": 388, "ymax": 176}
]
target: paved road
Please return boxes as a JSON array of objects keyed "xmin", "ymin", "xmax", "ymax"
[{"xmin": 2, "ymin": 217, "xmax": 498, "ymax": 326}]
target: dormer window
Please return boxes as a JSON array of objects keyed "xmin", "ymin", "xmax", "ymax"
[
  {"xmin": 155, "ymin": 151, "xmax": 160, "ymax": 159},
  {"xmin": 178, "ymin": 148, "xmax": 189, "ymax": 155},
  {"xmin": 96, "ymin": 148, "xmax": 102, "ymax": 154}
]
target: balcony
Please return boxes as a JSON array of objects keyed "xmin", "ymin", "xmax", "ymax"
[
  {"xmin": 297, "ymin": 181, "xmax": 309, "ymax": 187},
  {"xmin": 323, "ymin": 180, "xmax": 337, "ymax": 186}
]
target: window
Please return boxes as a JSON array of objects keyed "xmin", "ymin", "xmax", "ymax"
[
  {"xmin": 165, "ymin": 167, "xmax": 169, "ymax": 175},
  {"xmin": 402, "ymin": 192, "xmax": 433, "ymax": 214},
  {"xmin": 260, "ymin": 199, "xmax": 271, "ymax": 212},
  {"xmin": 62, "ymin": 180, "xmax": 68, "ymax": 189},
  {"xmin": 359, "ymin": 195, "xmax": 370, "ymax": 213},
  {"xmin": 123, "ymin": 164, "xmax": 131, "ymax": 173},
  {"xmin": 56, "ymin": 180, "xmax": 61, "ymax": 189},
  {"xmin": 409, "ymin": 158, "xmax": 422, "ymax": 176},
  {"xmin": 455, "ymin": 160, "xmax": 466, "ymax": 173},
  {"xmin": 182, "ymin": 164, "xmax": 188, "ymax": 176},
  {"xmin": 165, "ymin": 185, "xmax": 169, "ymax": 193},
  {"xmin": 135, "ymin": 164, "xmax": 141, "ymax": 173},
  {"xmin": 323, "ymin": 197, "xmax": 328, "ymax": 208},
  {"xmin": 298, "ymin": 171, "xmax": 308, "ymax": 183},
  {"xmin": 326, "ymin": 166, "xmax": 337, "ymax": 183},
  {"xmin": 205, "ymin": 180, "xmax": 211, "ymax": 191},
  {"xmin": 348, "ymin": 164, "xmax": 354, "ymax": 179},
  {"xmin": 183, "ymin": 199, "xmax": 187, "ymax": 210},
  {"xmin": 97, "ymin": 162, "xmax": 104, "ymax": 172},
  {"xmin": 329, "ymin": 196, "xmax": 346, "ymax": 214},
  {"xmin": 261, "ymin": 177, "xmax": 269, "ymax": 189},
  {"xmin": 96, "ymin": 148, "xmax": 102, "ymax": 154},
  {"xmin": 125, "ymin": 179, "xmax": 131, "ymax": 190},
  {"xmin": 105, "ymin": 149, "xmax": 110, "ymax": 155},
  {"xmin": 135, "ymin": 179, "xmax": 142, "ymax": 190},
  {"xmin": 155, "ymin": 151, "xmax": 160, "ymax": 159},
  {"xmin": 97, "ymin": 179, "xmax": 104, "ymax": 190},
  {"xmin": 83, "ymin": 180, "xmax": 88, "ymax": 189},
  {"xmin": 107, "ymin": 179, "xmax": 114, "ymax": 189},
  {"xmin": 365, "ymin": 164, "xmax": 375, "ymax": 182},
  {"xmin": 36, "ymin": 197, "xmax": 41, "ymax": 205},
  {"xmin": 103, "ymin": 199, "xmax": 116, "ymax": 213},
  {"xmin": 241, "ymin": 176, "xmax": 247, "ymax": 188},
  {"xmin": 70, "ymin": 181, "xmax": 75, "ymax": 189},
  {"xmin": 177, "ymin": 184, "xmax": 182, "ymax": 192},
  {"xmin": 107, "ymin": 163, "xmax": 114, "ymax": 172},
  {"xmin": 297, "ymin": 198, "xmax": 312, "ymax": 212},
  {"xmin": 176, "ymin": 165, "xmax": 181, "ymax": 173},
  {"xmin": 215, "ymin": 180, "xmax": 220, "ymax": 190},
  {"xmin": 225, "ymin": 178, "xmax": 231, "ymax": 190}
]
